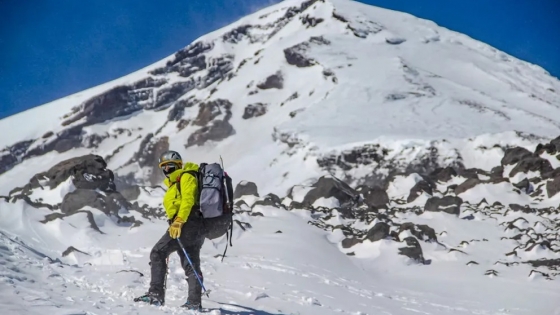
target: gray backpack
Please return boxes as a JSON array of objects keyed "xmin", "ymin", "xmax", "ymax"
[{"xmin": 179, "ymin": 162, "xmax": 234, "ymax": 260}]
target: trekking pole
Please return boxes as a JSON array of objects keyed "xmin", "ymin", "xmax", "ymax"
[{"xmin": 177, "ymin": 238, "xmax": 211, "ymax": 297}]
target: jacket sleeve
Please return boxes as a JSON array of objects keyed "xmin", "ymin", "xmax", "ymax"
[{"xmin": 177, "ymin": 172, "xmax": 198, "ymax": 221}]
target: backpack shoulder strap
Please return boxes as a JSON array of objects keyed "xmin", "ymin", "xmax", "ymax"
[{"xmin": 177, "ymin": 169, "xmax": 201, "ymax": 202}]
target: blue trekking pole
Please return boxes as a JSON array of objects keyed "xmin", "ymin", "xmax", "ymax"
[{"xmin": 177, "ymin": 238, "xmax": 211, "ymax": 297}]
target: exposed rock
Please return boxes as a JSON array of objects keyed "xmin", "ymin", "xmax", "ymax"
[
  {"xmin": 8, "ymin": 154, "xmax": 146, "ymax": 231},
  {"xmin": 234, "ymin": 181, "xmax": 259, "ymax": 199},
  {"xmin": 508, "ymin": 156, "xmax": 553, "ymax": 178},
  {"xmin": 386, "ymin": 37, "xmax": 406, "ymax": 45},
  {"xmin": 535, "ymin": 136, "xmax": 560, "ymax": 155},
  {"xmin": 424, "ymin": 196, "xmax": 462, "ymax": 215},
  {"xmin": 120, "ymin": 185, "xmax": 141, "ymax": 201},
  {"xmin": 365, "ymin": 222, "xmax": 390, "ymax": 242},
  {"xmin": 168, "ymin": 97, "xmax": 198, "ymax": 121},
  {"xmin": 398, "ymin": 223, "xmax": 437, "ymax": 242},
  {"xmin": 357, "ymin": 185, "xmax": 389, "ymax": 209},
  {"xmin": 501, "ymin": 147, "xmax": 533, "ymax": 166},
  {"xmin": 283, "ymin": 36, "xmax": 329, "ymax": 68},
  {"xmin": 454, "ymin": 177, "xmax": 509, "ymax": 195},
  {"xmin": 62, "ymin": 246, "xmax": 90, "ymax": 257},
  {"xmin": 61, "ymin": 189, "xmax": 129, "ymax": 216},
  {"xmin": 222, "ymin": 25, "xmax": 252, "ymax": 43},
  {"xmin": 0, "ymin": 139, "xmax": 34, "ymax": 174},
  {"xmin": 28, "ymin": 154, "xmax": 115, "ymax": 192},
  {"xmin": 407, "ymin": 180, "xmax": 433, "ymax": 202},
  {"xmin": 341, "ymin": 237, "xmax": 361, "ymax": 248},
  {"xmin": 300, "ymin": 14, "xmax": 324, "ymax": 27},
  {"xmin": 490, "ymin": 165, "xmax": 504, "ymax": 178},
  {"xmin": 429, "ymin": 166, "xmax": 457, "ymax": 182},
  {"xmin": 513, "ymin": 178, "xmax": 531, "ymax": 192},
  {"xmin": 257, "ymin": 71, "xmax": 283, "ymax": 89},
  {"xmin": 193, "ymin": 99, "xmax": 231, "ymax": 126},
  {"xmin": 155, "ymin": 40, "xmax": 214, "ymax": 70},
  {"xmin": 61, "ymin": 86, "xmax": 138, "ymax": 127},
  {"xmin": 242, "ymin": 103, "xmax": 267, "ymax": 119},
  {"xmin": 186, "ymin": 99, "xmax": 235, "ymax": 148},
  {"xmin": 302, "ymin": 176, "xmax": 359, "ymax": 208},
  {"xmin": 454, "ymin": 178, "xmax": 480, "ymax": 195},
  {"xmin": 132, "ymin": 77, "xmax": 167, "ymax": 89},
  {"xmin": 150, "ymin": 81, "xmax": 195, "ymax": 110},
  {"xmin": 317, "ymin": 142, "xmax": 464, "ymax": 189},
  {"xmin": 252, "ymin": 193, "xmax": 283, "ymax": 208},
  {"xmin": 546, "ymin": 174, "xmax": 560, "ymax": 198},
  {"xmin": 128, "ymin": 134, "xmax": 169, "ymax": 185},
  {"xmin": 459, "ymin": 168, "xmax": 489, "ymax": 179},
  {"xmin": 186, "ymin": 120, "xmax": 235, "ymax": 148},
  {"xmin": 398, "ymin": 237, "xmax": 425, "ymax": 264}
]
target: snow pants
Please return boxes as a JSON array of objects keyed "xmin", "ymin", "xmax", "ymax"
[{"xmin": 148, "ymin": 213, "xmax": 206, "ymax": 304}]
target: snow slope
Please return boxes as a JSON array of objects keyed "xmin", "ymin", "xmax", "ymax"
[
  {"xmin": 1, "ymin": 0, "xmax": 560, "ymax": 314},
  {"xmin": 1, "ymin": 197, "xmax": 559, "ymax": 315}
]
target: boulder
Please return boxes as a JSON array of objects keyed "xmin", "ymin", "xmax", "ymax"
[
  {"xmin": 252, "ymin": 193, "xmax": 283, "ymax": 209},
  {"xmin": 302, "ymin": 176, "xmax": 358, "ymax": 207},
  {"xmin": 398, "ymin": 237, "xmax": 425, "ymax": 264},
  {"xmin": 501, "ymin": 147, "xmax": 533, "ymax": 166},
  {"xmin": 398, "ymin": 223, "xmax": 437, "ymax": 242},
  {"xmin": 509, "ymin": 156, "xmax": 553, "ymax": 178},
  {"xmin": 407, "ymin": 180, "xmax": 433, "ymax": 202},
  {"xmin": 429, "ymin": 167, "xmax": 457, "ymax": 182},
  {"xmin": 546, "ymin": 174, "xmax": 560, "ymax": 198},
  {"xmin": 234, "ymin": 181, "xmax": 259, "ymax": 199},
  {"xmin": 365, "ymin": 222, "xmax": 391, "ymax": 242},
  {"xmin": 357, "ymin": 185, "xmax": 389, "ymax": 209},
  {"xmin": 424, "ymin": 196, "xmax": 462, "ymax": 215},
  {"xmin": 30, "ymin": 154, "xmax": 116, "ymax": 191}
]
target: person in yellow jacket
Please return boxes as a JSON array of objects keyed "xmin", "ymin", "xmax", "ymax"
[{"xmin": 134, "ymin": 150, "xmax": 205, "ymax": 310}]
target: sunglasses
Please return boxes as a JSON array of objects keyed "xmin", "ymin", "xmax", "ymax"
[{"xmin": 160, "ymin": 163, "xmax": 178, "ymax": 170}]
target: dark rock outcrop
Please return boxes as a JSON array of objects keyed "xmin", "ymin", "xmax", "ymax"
[
  {"xmin": 398, "ymin": 237, "xmax": 425, "ymax": 264},
  {"xmin": 365, "ymin": 222, "xmax": 390, "ymax": 242},
  {"xmin": 398, "ymin": 223, "xmax": 437, "ymax": 242},
  {"xmin": 186, "ymin": 99, "xmax": 235, "ymax": 148},
  {"xmin": 252, "ymin": 193, "xmax": 283, "ymax": 209},
  {"xmin": 424, "ymin": 196, "xmax": 462, "ymax": 215},
  {"xmin": 234, "ymin": 181, "xmax": 259, "ymax": 199},
  {"xmin": 257, "ymin": 72, "xmax": 283, "ymax": 89},
  {"xmin": 243, "ymin": 103, "xmax": 267, "ymax": 119},
  {"xmin": 302, "ymin": 176, "xmax": 359, "ymax": 208},
  {"xmin": 283, "ymin": 36, "xmax": 330, "ymax": 68},
  {"xmin": 8, "ymin": 155, "xmax": 149, "ymax": 231},
  {"xmin": 125, "ymin": 134, "xmax": 170, "ymax": 185},
  {"xmin": 357, "ymin": 185, "xmax": 389, "ymax": 209},
  {"xmin": 407, "ymin": 180, "xmax": 433, "ymax": 202}
]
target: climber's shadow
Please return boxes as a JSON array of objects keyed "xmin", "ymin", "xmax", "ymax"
[{"xmin": 215, "ymin": 302, "xmax": 286, "ymax": 315}]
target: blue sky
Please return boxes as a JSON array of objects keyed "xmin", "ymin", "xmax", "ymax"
[{"xmin": 1, "ymin": 0, "xmax": 558, "ymax": 120}]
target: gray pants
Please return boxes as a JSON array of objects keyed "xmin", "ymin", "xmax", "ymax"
[{"xmin": 148, "ymin": 214, "xmax": 206, "ymax": 304}]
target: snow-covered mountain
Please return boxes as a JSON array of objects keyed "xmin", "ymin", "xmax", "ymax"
[{"xmin": 1, "ymin": 0, "xmax": 560, "ymax": 314}]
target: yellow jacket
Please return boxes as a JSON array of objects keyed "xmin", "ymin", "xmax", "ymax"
[{"xmin": 162, "ymin": 162, "xmax": 199, "ymax": 222}]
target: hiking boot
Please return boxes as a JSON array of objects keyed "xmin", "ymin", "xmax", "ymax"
[
  {"xmin": 134, "ymin": 292, "xmax": 164, "ymax": 306},
  {"xmin": 181, "ymin": 300, "xmax": 202, "ymax": 311}
]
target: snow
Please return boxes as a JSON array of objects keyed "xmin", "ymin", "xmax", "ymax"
[
  {"xmin": 1, "ymin": 0, "xmax": 560, "ymax": 314},
  {"xmin": 2, "ymin": 197, "xmax": 559, "ymax": 315}
]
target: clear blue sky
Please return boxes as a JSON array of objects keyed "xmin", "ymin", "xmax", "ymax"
[{"xmin": 1, "ymin": 0, "xmax": 558, "ymax": 120}]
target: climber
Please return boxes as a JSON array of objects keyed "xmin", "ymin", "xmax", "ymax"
[{"xmin": 134, "ymin": 150, "xmax": 205, "ymax": 311}]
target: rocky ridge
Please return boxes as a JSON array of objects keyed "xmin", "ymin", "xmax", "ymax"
[{"xmin": 233, "ymin": 135, "xmax": 560, "ymax": 280}]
